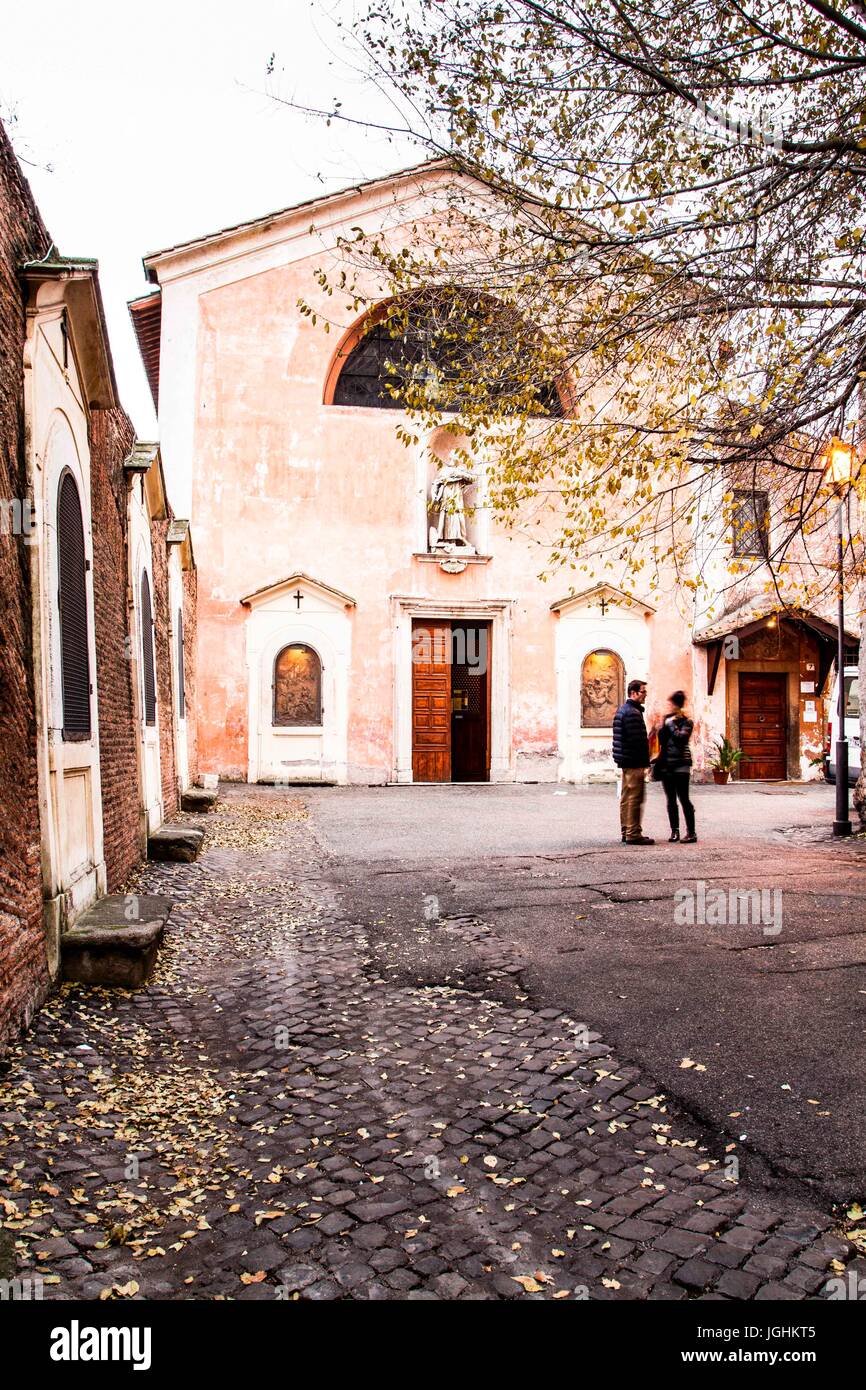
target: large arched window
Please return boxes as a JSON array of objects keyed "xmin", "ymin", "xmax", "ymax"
[
  {"xmin": 329, "ymin": 297, "xmax": 563, "ymax": 415},
  {"xmin": 581, "ymin": 649, "xmax": 625, "ymax": 729},
  {"xmin": 273, "ymin": 644, "xmax": 322, "ymax": 727},
  {"xmin": 57, "ymin": 470, "xmax": 92, "ymax": 740},
  {"xmin": 140, "ymin": 572, "xmax": 157, "ymax": 726}
]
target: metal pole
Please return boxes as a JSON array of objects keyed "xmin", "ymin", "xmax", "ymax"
[{"xmin": 833, "ymin": 495, "xmax": 851, "ymax": 835}]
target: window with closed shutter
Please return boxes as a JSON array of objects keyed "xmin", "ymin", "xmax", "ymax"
[
  {"xmin": 177, "ymin": 609, "xmax": 185, "ymax": 719},
  {"xmin": 57, "ymin": 470, "xmax": 92, "ymax": 740},
  {"xmin": 140, "ymin": 571, "xmax": 157, "ymax": 726}
]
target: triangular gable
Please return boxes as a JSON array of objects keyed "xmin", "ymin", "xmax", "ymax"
[
  {"xmin": 240, "ymin": 572, "xmax": 356, "ymax": 611},
  {"xmin": 142, "ymin": 158, "xmax": 465, "ymax": 283},
  {"xmin": 549, "ymin": 582, "xmax": 655, "ymax": 616}
]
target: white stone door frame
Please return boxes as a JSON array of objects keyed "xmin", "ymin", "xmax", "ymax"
[
  {"xmin": 391, "ymin": 595, "xmax": 513, "ymax": 783},
  {"xmin": 553, "ymin": 588, "xmax": 653, "ymax": 782},
  {"xmin": 243, "ymin": 575, "xmax": 353, "ymax": 784}
]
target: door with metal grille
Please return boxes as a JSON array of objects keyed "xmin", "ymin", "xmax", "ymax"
[{"xmin": 450, "ymin": 623, "xmax": 490, "ymax": 782}]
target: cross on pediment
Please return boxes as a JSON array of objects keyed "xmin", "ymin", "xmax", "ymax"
[
  {"xmin": 599, "ymin": 596, "xmax": 610, "ymax": 616},
  {"xmin": 293, "ymin": 589, "xmax": 304, "ymax": 609}
]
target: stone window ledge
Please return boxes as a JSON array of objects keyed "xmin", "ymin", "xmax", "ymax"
[{"xmin": 270, "ymin": 726, "xmax": 324, "ymax": 735}]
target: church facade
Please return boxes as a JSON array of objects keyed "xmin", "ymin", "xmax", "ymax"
[{"xmin": 133, "ymin": 164, "xmax": 849, "ymax": 787}]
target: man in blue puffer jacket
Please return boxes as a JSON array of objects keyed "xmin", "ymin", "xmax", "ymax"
[{"xmin": 612, "ymin": 678, "xmax": 654, "ymax": 845}]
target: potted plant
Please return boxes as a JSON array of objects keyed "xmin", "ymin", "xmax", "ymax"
[{"xmin": 709, "ymin": 736, "xmax": 745, "ymax": 784}]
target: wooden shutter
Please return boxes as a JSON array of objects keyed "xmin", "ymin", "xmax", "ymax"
[
  {"xmin": 176, "ymin": 609, "xmax": 185, "ymax": 719},
  {"xmin": 412, "ymin": 620, "xmax": 451, "ymax": 782},
  {"xmin": 140, "ymin": 572, "xmax": 157, "ymax": 726},
  {"xmin": 57, "ymin": 471, "xmax": 91, "ymax": 739}
]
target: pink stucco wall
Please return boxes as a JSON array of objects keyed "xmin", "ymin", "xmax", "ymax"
[
  {"xmin": 190, "ymin": 254, "xmax": 577, "ymax": 779},
  {"xmin": 173, "ymin": 192, "xmax": 722, "ymax": 785}
]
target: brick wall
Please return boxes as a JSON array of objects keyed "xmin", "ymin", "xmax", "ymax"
[
  {"xmin": 182, "ymin": 564, "xmax": 199, "ymax": 787},
  {"xmin": 89, "ymin": 407, "xmax": 143, "ymax": 888},
  {"xmin": 151, "ymin": 517, "xmax": 178, "ymax": 818},
  {"xmin": 0, "ymin": 121, "xmax": 51, "ymax": 1049}
]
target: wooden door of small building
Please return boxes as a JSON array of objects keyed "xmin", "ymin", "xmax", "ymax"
[
  {"xmin": 451, "ymin": 623, "xmax": 490, "ymax": 782},
  {"xmin": 411, "ymin": 620, "xmax": 491, "ymax": 782},
  {"xmin": 412, "ymin": 621, "xmax": 451, "ymax": 782},
  {"xmin": 738, "ymin": 672, "xmax": 788, "ymax": 779}
]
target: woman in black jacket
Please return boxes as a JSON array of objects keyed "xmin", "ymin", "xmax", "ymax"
[{"xmin": 657, "ymin": 691, "xmax": 697, "ymax": 843}]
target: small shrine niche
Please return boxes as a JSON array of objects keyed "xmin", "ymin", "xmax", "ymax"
[
  {"xmin": 273, "ymin": 643, "xmax": 322, "ymax": 726},
  {"xmin": 581, "ymin": 649, "xmax": 625, "ymax": 728},
  {"xmin": 426, "ymin": 428, "xmax": 478, "ymax": 568}
]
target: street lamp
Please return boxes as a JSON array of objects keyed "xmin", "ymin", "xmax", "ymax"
[{"xmin": 822, "ymin": 435, "xmax": 858, "ymax": 836}]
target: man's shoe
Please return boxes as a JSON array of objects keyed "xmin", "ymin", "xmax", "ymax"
[
  {"xmin": 681, "ymin": 833, "xmax": 698, "ymax": 843},
  {"xmin": 668, "ymin": 830, "xmax": 680, "ymax": 842},
  {"xmin": 627, "ymin": 835, "xmax": 655, "ymax": 845}
]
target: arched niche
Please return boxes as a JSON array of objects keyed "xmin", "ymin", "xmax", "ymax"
[{"xmin": 581, "ymin": 649, "xmax": 625, "ymax": 729}]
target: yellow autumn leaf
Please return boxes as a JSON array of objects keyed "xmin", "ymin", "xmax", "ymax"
[
  {"xmin": 99, "ymin": 1280, "xmax": 139, "ymax": 1300},
  {"xmin": 512, "ymin": 1275, "xmax": 543, "ymax": 1293}
]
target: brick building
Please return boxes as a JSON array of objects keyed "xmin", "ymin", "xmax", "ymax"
[
  {"xmin": 0, "ymin": 119, "xmax": 196, "ymax": 1052},
  {"xmin": 0, "ymin": 117, "xmax": 48, "ymax": 1046}
]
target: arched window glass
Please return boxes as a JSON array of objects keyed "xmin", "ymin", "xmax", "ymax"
[
  {"xmin": 273, "ymin": 644, "xmax": 322, "ymax": 726},
  {"xmin": 331, "ymin": 299, "xmax": 562, "ymax": 415},
  {"xmin": 57, "ymin": 471, "xmax": 92, "ymax": 739},
  {"xmin": 581, "ymin": 649, "xmax": 624, "ymax": 728},
  {"xmin": 140, "ymin": 571, "xmax": 157, "ymax": 726}
]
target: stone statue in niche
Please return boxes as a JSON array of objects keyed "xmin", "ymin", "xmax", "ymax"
[{"xmin": 429, "ymin": 461, "xmax": 476, "ymax": 553}]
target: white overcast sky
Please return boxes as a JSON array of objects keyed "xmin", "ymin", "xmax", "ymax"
[{"xmin": 1, "ymin": 0, "xmax": 420, "ymax": 434}]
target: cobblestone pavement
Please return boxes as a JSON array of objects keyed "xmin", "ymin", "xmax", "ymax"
[{"xmin": 1, "ymin": 786, "xmax": 862, "ymax": 1301}]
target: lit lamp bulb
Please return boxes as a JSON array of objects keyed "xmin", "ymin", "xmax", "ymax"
[{"xmin": 825, "ymin": 437, "xmax": 855, "ymax": 488}]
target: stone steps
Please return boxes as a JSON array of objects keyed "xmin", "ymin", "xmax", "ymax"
[
  {"xmin": 148, "ymin": 823, "xmax": 205, "ymax": 862},
  {"xmin": 61, "ymin": 895, "xmax": 173, "ymax": 987},
  {"xmin": 181, "ymin": 786, "xmax": 219, "ymax": 813}
]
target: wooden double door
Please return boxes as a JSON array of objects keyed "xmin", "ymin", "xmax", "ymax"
[
  {"xmin": 412, "ymin": 620, "xmax": 491, "ymax": 782},
  {"xmin": 738, "ymin": 672, "xmax": 788, "ymax": 780}
]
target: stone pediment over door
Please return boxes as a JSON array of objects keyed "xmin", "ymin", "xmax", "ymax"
[
  {"xmin": 241, "ymin": 572, "xmax": 356, "ymax": 614},
  {"xmin": 549, "ymin": 583, "xmax": 656, "ymax": 619}
]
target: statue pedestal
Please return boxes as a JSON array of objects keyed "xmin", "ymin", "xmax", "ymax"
[{"xmin": 430, "ymin": 540, "xmax": 476, "ymax": 574}]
